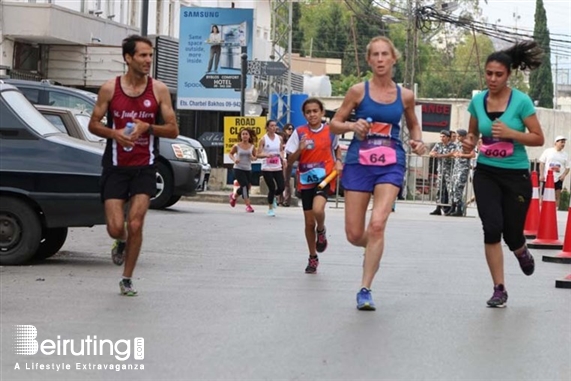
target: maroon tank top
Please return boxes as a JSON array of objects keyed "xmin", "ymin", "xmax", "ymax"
[{"xmin": 103, "ymin": 76, "xmax": 159, "ymax": 168}]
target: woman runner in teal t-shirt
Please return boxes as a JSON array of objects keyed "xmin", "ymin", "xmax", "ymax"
[{"xmin": 463, "ymin": 41, "xmax": 545, "ymax": 308}]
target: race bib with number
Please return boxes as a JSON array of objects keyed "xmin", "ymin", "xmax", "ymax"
[
  {"xmin": 299, "ymin": 167, "xmax": 326, "ymax": 185},
  {"xmin": 549, "ymin": 163, "xmax": 562, "ymax": 173},
  {"xmin": 358, "ymin": 139, "xmax": 397, "ymax": 166},
  {"xmin": 480, "ymin": 137, "xmax": 514, "ymax": 158},
  {"xmin": 267, "ymin": 156, "xmax": 281, "ymax": 165},
  {"xmin": 369, "ymin": 122, "xmax": 392, "ymax": 136}
]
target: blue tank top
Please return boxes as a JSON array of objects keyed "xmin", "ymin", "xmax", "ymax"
[{"xmin": 345, "ymin": 81, "xmax": 405, "ymax": 166}]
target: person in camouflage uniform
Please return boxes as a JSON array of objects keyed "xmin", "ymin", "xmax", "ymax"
[
  {"xmin": 447, "ymin": 129, "xmax": 475, "ymax": 216},
  {"xmin": 429, "ymin": 130, "xmax": 455, "ymax": 215}
]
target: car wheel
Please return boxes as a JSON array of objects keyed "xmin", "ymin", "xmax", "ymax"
[
  {"xmin": 35, "ymin": 227, "xmax": 68, "ymax": 260},
  {"xmin": 163, "ymin": 195, "xmax": 182, "ymax": 208},
  {"xmin": 0, "ymin": 197, "xmax": 42, "ymax": 265},
  {"xmin": 150, "ymin": 161, "xmax": 174, "ymax": 210}
]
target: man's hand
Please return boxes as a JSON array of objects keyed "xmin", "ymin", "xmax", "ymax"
[
  {"xmin": 114, "ymin": 128, "xmax": 135, "ymax": 149},
  {"xmin": 462, "ymin": 133, "xmax": 476, "ymax": 153}
]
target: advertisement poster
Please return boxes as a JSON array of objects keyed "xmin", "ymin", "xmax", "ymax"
[
  {"xmin": 223, "ymin": 116, "xmax": 266, "ymax": 164},
  {"xmin": 178, "ymin": 7, "xmax": 254, "ymax": 111}
]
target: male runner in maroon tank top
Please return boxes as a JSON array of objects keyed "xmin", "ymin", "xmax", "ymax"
[{"xmin": 88, "ymin": 35, "xmax": 179, "ymax": 296}]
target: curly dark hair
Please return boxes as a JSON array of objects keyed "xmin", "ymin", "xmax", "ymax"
[{"xmin": 486, "ymin": 40, "xmax": 543, "ymax": 72}]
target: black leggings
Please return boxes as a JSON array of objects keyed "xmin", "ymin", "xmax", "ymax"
[
  {"xmin": 262, "ymin": 170, "xmax": 285, "ymax": 204},
  {"xmin": 234, "ymin": 169, "xmax": 252, "ymax": 199},
  {"xmin": 473, "ymin": 164, "xmax": 531, "ymax": 250}
]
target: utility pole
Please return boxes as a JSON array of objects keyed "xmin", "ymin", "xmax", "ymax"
[
  {"xmin": 555, "ymin": 55, "xmax": 559, "ymax": 110},
  {"xmin": 269, "ymin": 0, "xmax": 292, "ymax": 126},
  {"xmin": 403, "ymin": 0, "xmax": 418, "ymax": 90},
  {"xmin": 350, "ymin": 14, "xmax": 360, "ymax": 77},
  {"xmin": 402, "ymin": 0, "xmax": 419, "ymax": 200},
  {"xmin": 141, "ymin": 0, "xmax": 149, "ymax": 36}
]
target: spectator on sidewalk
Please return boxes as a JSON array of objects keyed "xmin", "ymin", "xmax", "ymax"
[
  {"xmin": 429, "ymin": 130, "xmax": 455, "ymax": 215},
  {"xmin": 447, "ymin": 129, "xmax": 475, "ymax": 216},
  {"xmin": 539, "ymin": 135, "xmax": 570, "ymax": 208}
]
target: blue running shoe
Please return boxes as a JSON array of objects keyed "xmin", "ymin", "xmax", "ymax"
[
  {"xmin": 356, "ymin": 287, "xmax": 376, "ymax": 311},
  {"xmin": 267, "ymin": 208, "xmax": 276, "ymax": 217},
  {"xmin": 273, "ymin": 198, "xmax": 278, "ymax": 209}
]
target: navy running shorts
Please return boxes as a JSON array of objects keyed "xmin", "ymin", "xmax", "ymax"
[{"xmin": 341, "ymin": 163, "xmax": 405, "ymax": 193}]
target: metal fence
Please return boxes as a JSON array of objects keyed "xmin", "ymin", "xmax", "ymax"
[{"xmin": 329, "ymin": 155, "xmax": 542, "ymax": 212}]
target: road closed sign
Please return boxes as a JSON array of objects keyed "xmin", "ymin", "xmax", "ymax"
[{"xmin": 223, "ymin": 117, "xmax": 266, "ymax": 164}]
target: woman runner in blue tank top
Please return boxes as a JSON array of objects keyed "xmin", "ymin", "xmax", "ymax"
[{"xmin": 330, "ymin": 36, "xmax": 426, "ymax": 311}]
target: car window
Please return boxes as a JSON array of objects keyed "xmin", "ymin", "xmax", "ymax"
[
  {"xmin": 19, "ymin": 87, "xmax": 40, "ymax": 104},
  {"xmin": 43, "ymin": 114, "xmax": 68, "ymax": 134},
  {"xmin": 48, "ymin": 91, "xmax": 94, "ymax": 113},
  {"xmin": 75, "ymin": 114, "xmax": 102, "ymax": 142},
  {"xmin": 2, "ymin": 90, "xmax": 60, "ymax": 135}
]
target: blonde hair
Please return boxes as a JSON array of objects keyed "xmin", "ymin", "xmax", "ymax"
[{"xmin": 366, "ymin": 36, "xmax": 401, "ymax": 60}]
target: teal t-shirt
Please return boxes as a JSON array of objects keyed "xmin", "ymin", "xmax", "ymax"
[{"xmin": 467, "ymin": 88, "xmax": 536, "ymax": 169}]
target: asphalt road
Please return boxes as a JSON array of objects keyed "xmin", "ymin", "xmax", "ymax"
[{"xmin": 1, "ymin": 201, "xmax": 570, "ymax": 380}]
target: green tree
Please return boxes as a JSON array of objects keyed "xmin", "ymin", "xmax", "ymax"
[
  {"xmin": 529, "ymin": 0, "xmax": 554, "ymax": 108},
  {"xmin": 292, "ymin": 2, "xmax": 304, "ymax": 55},
  {"xmin": 298, "ymin": 1, "xmax": 348, "ymax": 60},
  {"xmin": 342, "ymin": 1, "xmax": 388, "ymax": 76}
]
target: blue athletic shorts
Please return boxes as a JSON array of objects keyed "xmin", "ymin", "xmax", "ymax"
[{"xmin": 341, "ymin": 163, "xmax": 405, "ymax": 193}]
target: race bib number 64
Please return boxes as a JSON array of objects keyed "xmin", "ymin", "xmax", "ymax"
[{"xmin": 359, "ymin": 146, "xmax": 397, "ymax": 166}]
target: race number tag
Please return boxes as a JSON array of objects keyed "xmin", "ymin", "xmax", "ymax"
[
  {"xmin": 369, "ymin": 122, "xmax": 392, "ymax": 136},
  {"xmin": 267, "ymin": 156, "xmax": 280, "ymax": 165},
  {"xmin": 299, "ymin": 167, "xmax": 326, "ymax": 185},
  {"xmin": 549, "ymin": 163, "xmax": 562, "ymax": 173},
  {"xmin": 480, "ymin": 138, "xmax": 514, "ymax": 158},
  {"xmin": 358, "ymin": 138, "xmax": 397, "ymax": 166}
]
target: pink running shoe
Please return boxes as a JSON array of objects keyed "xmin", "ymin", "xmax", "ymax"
[
  {"xmin": 229, "ymin": 193, "xmax": 237, "ymax": 207},
  {"xmin": 246, "ymin": 205, "xmax": 254, "ymax": 213}
]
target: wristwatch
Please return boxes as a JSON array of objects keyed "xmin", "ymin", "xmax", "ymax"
[{"xmin": 148, "ymin": 124, "xmax": 154, "ymax": 135}]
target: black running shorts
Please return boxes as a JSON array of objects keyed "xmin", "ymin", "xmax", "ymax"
[{"xmin": 100, "ymin": 166, "xmax": 156, "ymax": 201}]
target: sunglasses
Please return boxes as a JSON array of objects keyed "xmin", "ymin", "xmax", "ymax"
[{"xmin": 286, "ymin": 128, "xmax": 293, "ymax": 131}]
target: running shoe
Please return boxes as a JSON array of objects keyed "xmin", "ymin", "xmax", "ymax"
[
  {"xmin": 229, "ymin": 193, "xmax": 237, "ymax": 207},
  {"xmin": 356, "ymin": 287, "xmax": 376, "ymax": 311},
  {"xmin": 246, "ymin": 205, "xmax": 254, "ymax": 213},
  {"xmin": 273, "ymin": 198, "xmax": 278, "ymax": 209},
  {"xmin": 486, "ymin": 284, "xmax": 508, "ymax": 308},
  {"xmin": 514, "ymin": 247, "xmax": 535, "ymax": 276},
  {"xmin": 267, "ymin": 209, "xmax": 276, "ymax": 217},
  {"xmin": 111, "ymin": 240, "xmax": 126, "ymax": 266},
  {"xmin": 305, "ymin": 256, "xmax": 319, "ymax": 274},
  {"xmin": 316, "ymin": 228, "xmax": 328, "ymax": 253},
  {"xmin": 119, "ymin": 278, "xmax": 138, "ymax": 296}
]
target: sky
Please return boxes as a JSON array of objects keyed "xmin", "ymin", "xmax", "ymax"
[{"xmin": 480, "ymin": 0, "xmax": 571, "ymax": 84}]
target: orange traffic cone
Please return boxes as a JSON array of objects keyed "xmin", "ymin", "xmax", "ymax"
[
  {"xmin": 528, "ymin": 170, "xmax": 563, "ymax": 250},
  {"xmin": 543, "ymin": 206, "xmax": 571, "ymax": 264},
  {"xmin": 555, "ymin": 273, "xmax": 571, "ymax": 289},
  {"xmin": 524, "ymin": 171, "xmax": 540, "ymax": 239}
]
